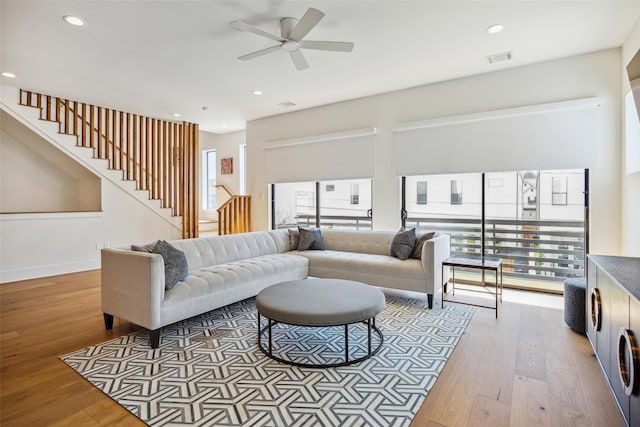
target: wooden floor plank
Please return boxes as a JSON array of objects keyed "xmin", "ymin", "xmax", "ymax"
[
  {"xmin": 465, "ymin": 394, "xmax": 511, "ymax": 427},
  {"xmin": 477, "ymin": 302, "xmax": 520, "ymax": 403},
  {"xmin": 510, "ymin": 375, "xmax": 551, "ymax": 426},
  {"xmin": 514, "ymin": 306, "xmax": 548, "ymax": 382},
  {"xmin": 571, "ymin": 338, "xmax": 626, "ymax": 427},
  {"xmin": 545, "ymin": 358, "xmax": 592, "ymax": 427},
  {"xmin": 1, "ymin": 270, "xmax": 626, "ymax": 427}
]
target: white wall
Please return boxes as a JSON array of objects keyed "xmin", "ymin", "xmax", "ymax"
[
  {"xmin": 247, "ymin": 49, "xmax": 622, "ymax": 255},
  {"xmin": 199, "ymin": 130, "xmax": 245, "ymax": 220},
  {"xmin": 0, "ymin": 179, "xmax": 181, "ymax": 283},
  {"xmin": 622, "ymin": 17, "xmax": 640, "ymax": 257},
  {"xmin": 1, "ymin": 112, "xmax": 101, "ymax": 213},
  {"xmin": 1, "ymin": 128, "xmax": 79, "ymax": 211}
]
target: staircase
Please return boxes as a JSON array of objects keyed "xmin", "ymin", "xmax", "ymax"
[
  {"xmin": 215, "ymin": 185, "xmax": 252, "ymax": 235},
  {"xmin": 11, "ymin": 89, "xmax": 200, "ymax": 238}
]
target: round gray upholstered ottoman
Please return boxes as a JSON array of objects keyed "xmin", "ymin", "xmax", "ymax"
[
  {"xmin": 564, "ymin": 277, "xmax": 587, "ymax": 334},
  {"xmin": 256, "ymin": 278, "xmax": 385, "ymax": 368}
]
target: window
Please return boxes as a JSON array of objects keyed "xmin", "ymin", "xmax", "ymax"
[
  {"xmin": 272, "ymin": 179, "xmax": 372, "ymax": 230},
  {"xmin": 403, "ymin": 169, "xmax": 587, "ymax": 293},
  {"xmin": 350, "ymin": 183, "xmax": 359, "ymax": 205},
  {"xmin": 296, "ymin": 191, "xmax": 315, "ymax": 208},
  {"xmin": 450, "ymin": 180, "xmax": 462, "ymax": 205},
  {"xmin": 417, "ymin": 181, "xmax": 427, "ymax": 204},
  {"xmin": 201, "ymin": 150, "xmax": 216, "ymax": 210},
  {"xmin": 552, "ymin": 176, "xmax": 568, "ymax": 205}
]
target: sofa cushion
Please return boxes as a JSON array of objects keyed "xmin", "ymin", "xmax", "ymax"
[
  {"xmin": 319, "ymin": 229, "xmax": 394, "ymax": 256},
  {"xmin": 411, "ymin": 232, "xmax": 436, "ymax": 259},
  {"xmin": 390, "ymin": 228, "xmax": 416, "ymax": 260},
  {"xmin": 161, "ymin": 253, "xmax": 309, "ymax": 326},
  {"xmin": 295, "ymin": 250, "xmax": 426, "ymax": 293},
  {"xmin": 297, "ymin": 227, "xmax": 325, "ymax": 251},
  {"xmin": 169, "ymin": 231, "xmax": 279, "ymax": 270},
  {"xmin": 152, "ymin": 240, "xmax": 188, "ymax": 290}
]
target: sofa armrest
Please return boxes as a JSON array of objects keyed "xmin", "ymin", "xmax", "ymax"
[
  {"xmin": 101, "ymin": 248, "xmax": 165, "ymax": 330},
  {"xmin": 421, "ymin": 234, "xmax": 451, "ymax": 298}
]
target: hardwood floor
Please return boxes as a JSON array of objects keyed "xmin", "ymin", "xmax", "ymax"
[{"xmin": 1, "ymin": 271, "xmax": 625, "ymax": 426}]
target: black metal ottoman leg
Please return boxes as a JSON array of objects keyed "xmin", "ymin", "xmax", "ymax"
[{"xmin": 345, "ymin": 324, "xmax": 349, "ymax": 363}]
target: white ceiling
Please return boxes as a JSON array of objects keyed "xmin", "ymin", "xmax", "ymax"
[{"xmin": 2, "ymin": 1, "xmax": 640, "ymax": 134}]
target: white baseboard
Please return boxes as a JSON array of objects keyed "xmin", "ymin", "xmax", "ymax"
[{"xmin": 0, "ymin": 258, "xmax": 100, "ymax": 284}]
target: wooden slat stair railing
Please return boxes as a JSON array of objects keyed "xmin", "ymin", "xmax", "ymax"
[
  {"xmin": 19, "ymin": 89, "xmax": 199, "ymax": 238},
  {"xmin": 215, "ymin": 184, "xmax": 251, "ymax": 235}
]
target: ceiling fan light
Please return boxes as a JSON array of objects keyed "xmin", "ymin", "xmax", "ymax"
[
  {"xmin": 281, "ymin": 41, "xmax": 300, "ymax": 52},
  {"xmin": 486, "ymin": 24, "xmax": 504, "ymax": 34},
  {"xmin": 63, "ymin": 15, "xmax": 86, "ymax": 27}
]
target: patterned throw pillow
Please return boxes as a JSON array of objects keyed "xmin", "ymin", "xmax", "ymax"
[
  {"xmin": 288, "ymin": 228, "xmax": 300, "ymax": 250},
  {"xmin": 411, "ymin": 232, "xmax": 436, "ymax": 259},
  {"xmin": 297, "ymin": 227, "xmax": 325, "ymax": 251},
  {"xmin": 152, "ymin": 240, "xmax": 188, "ymax": 290},
  {"xmin": 390, "ymin": 227, "xmax": 416, "ymax": 260}
]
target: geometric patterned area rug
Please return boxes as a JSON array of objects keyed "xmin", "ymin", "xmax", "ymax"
[{"xmin": 60, "ymin": 293, "xmax": 473, "ymax": 426}]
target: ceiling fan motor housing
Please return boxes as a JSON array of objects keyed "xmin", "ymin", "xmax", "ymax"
[{"xmin": 280, "ymin": 17, "xmax": 298, "ymax": 39}]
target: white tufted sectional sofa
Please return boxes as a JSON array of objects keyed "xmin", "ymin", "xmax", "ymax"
[{"xmin": 101, "ymin": 228, "xmax": 450, "ymax": 348}]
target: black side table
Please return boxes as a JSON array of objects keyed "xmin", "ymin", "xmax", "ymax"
[{"xmin": 441, "ymin": 256, "xmax": 503, "ymax": 318}]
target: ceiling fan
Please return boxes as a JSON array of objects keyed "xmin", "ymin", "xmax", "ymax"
[{"xmin": 230, "ymin": 7, "xmax": 354, "ymax": 71}]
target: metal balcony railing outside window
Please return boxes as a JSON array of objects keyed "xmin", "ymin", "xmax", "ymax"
[
  {"xmin": 278, "ymin": 213, "xmax": 373, "ymax": 230},
  {"xmin": 407, "ymin": 216, "xmax": 584, "ymax": 286}
]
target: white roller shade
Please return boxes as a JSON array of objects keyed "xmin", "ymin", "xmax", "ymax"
[
  {"xmin": 393, "ymin": 98, "xmax": 601, "ymax": 176},
  {"xmin": 264, "ymin": 128, "xmax": 376, "ymax": 183}
]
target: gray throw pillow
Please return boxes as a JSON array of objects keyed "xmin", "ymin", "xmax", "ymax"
[
  {"xmin": 390, "ymin": 227, "xmax": 416, "ymax": 260},
  {"xmin": 131, "ymin": 241, "xmax": 158, "ymax": 253},
  {"xmin": 297, "ymin": 227, "xmax": 325, "ymax": 251},
  {"xmin": 288, "ymin": 228, "xmax": 300, "ymax": 251},
  {"xmin": 152, "ymin": 240, "xmax": 188, "ymax": 290},
  {"xmin": 411, "ymin": 232, "xmax": 436, "ymax": 259}
]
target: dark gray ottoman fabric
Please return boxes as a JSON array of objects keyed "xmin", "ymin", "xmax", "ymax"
[
  {"xmin": 564, "ymin": 277, "xmax": 586, "ymax": 334},
  {"xmin": 256, "ymin": 278, "xmax": 385, "ymax": 326}
]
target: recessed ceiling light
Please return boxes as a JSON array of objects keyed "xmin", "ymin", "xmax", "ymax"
[
  {"xmin": 219, "ymin": 124, "xmax": 229, "ymax": 128},
  {"xmin": 252, "ymin": 90, "xmax": 263, "ymax": 96},
  {"xmin": 486, "ymin": 24, "xmax": 504, "ymax": 34},
  {"xmin": 1, "ymin": 72, "xmax": 16, "ymax": 78},
  {"xmin": 63, "ymin": 15, "xmax": 86, "ymax": 27},
  {"xmin": 172, "ymin": 113, "xmax": 182, "ymax": 118}
]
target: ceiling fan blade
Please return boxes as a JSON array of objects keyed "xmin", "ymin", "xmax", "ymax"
[
  {"xmin": 288, "ymin": 8, "xmax": 324, "ymax": 42},
  {"xmin": 230, "ymin": 21, "xmax": 285, "ymax": 43},
  {"xmin": 299, "ymin": 40, "xmax": 354, "ymax": 52},
  {"xmin": 238, "ymin": 45, "xmax": 282, "ymax": 61},
  {"xmin": 289, "ymin": 49, "xmax": 309, "ymax": 71}
]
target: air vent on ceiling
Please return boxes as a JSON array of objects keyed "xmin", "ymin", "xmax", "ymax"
[
  {"xmin": 486, "ymin": 51, "xmax": 513, "ymax": 64},
  {"xmin": 278, "ymin": 101, "xmax": 296, "ymax": 108}
]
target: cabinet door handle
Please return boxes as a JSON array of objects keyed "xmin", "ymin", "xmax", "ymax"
[
  {"xmin": 617, "ymin": 327, "xmax": 639, "ymax": 396},
  {"xmin": 590, "ymin": 288, "xmax": 601, "ymax": 332}
]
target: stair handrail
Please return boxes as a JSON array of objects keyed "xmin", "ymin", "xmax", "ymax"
[
  {"xmin": 215, "ymin": 184, "xmax": 234, "ymax": 198},
  {"xmin": 217, "ymin": 191, "xmax": 252, "ymax": 235}
]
